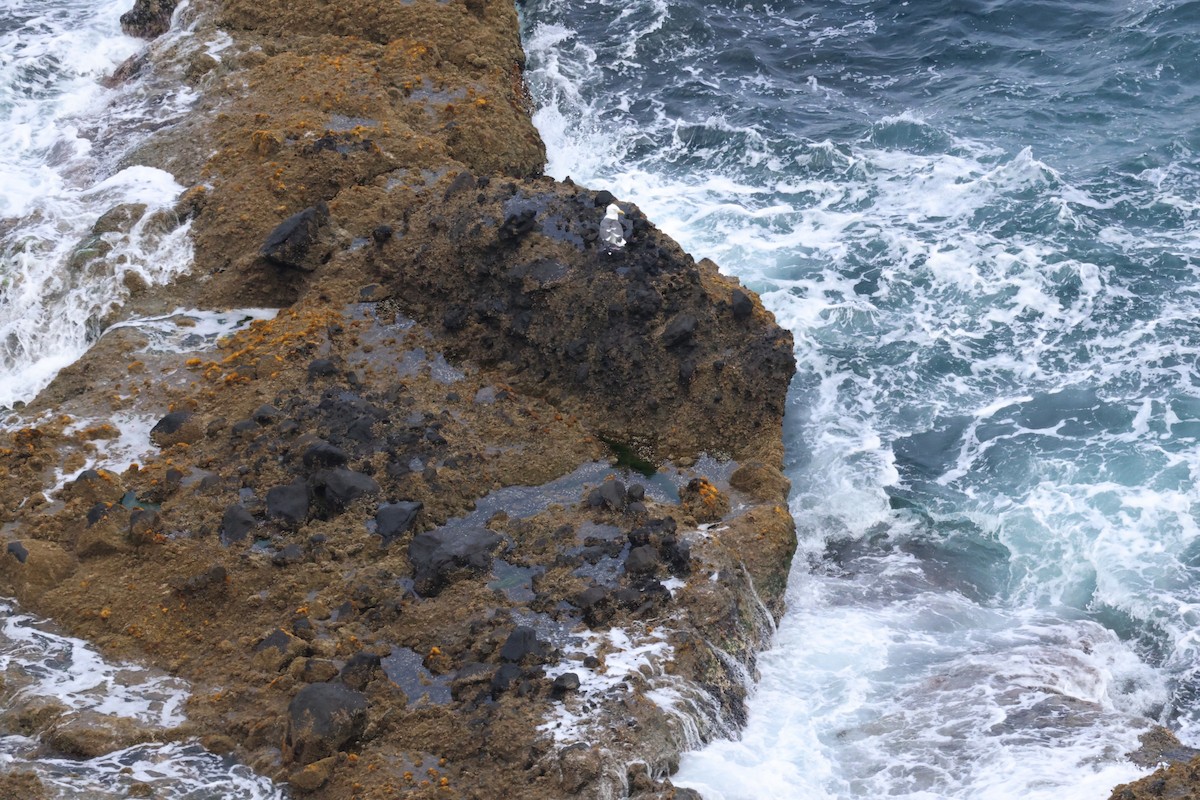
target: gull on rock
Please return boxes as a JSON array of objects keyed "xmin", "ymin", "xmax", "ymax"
[{"xmin": 600, "ymin": 203, "xmax": 626, "ymax": 249}]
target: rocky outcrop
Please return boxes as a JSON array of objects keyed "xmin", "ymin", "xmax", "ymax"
[
  {"xmin": 1109, "ymin": 728, "xmax": 1200, "ymax": 799},
  {"xmin": 359, "ymin": 176, "xmax": 794, "ymax": 459},
  {"xmin": 0, "ymin": 0, "xmax": 798, "ymax": 798},
  {"xmin": 120, "ymin": 0, "xmax": 179, "ymax": 38},
  {"xmin": 284, "ymin": 682, "xmax": 369, "ymax": 765}
]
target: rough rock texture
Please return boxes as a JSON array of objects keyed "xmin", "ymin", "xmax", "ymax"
[
  {"xmin": 0, "ymin": 0, "xmax": 799, "ymax": 798},
  {"xmin": 0, "ymin": 771, "xmax": 47, "ymax": 800},
  {"xmin": 284, "ymin": 682, "xmax": 369, "ymax": 765},
  {"xmin": 120, "ymin": 0, "xmax": 179, "ymax": 38},
  {"xmin": 1110, "ymin": 728, "xmax": 1200, "ymax": 799}
]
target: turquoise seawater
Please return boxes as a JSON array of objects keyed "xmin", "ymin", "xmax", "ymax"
[{"xmin": 521, "ymin": 0, "xmax": 1200, "ymax": 796}]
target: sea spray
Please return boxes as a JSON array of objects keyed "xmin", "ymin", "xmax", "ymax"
[
  {"xmin": 520, "ymin": 0, "xmax": 1200, "ymax": 794},
  {"xmin": 0, "ymin": 0, "xmax": 199, "ymax": 409}
]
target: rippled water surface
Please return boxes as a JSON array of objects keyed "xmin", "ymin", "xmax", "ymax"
[{"xmin": 520, "ymin": 0, "xmax": 1200, "ymax": 796}]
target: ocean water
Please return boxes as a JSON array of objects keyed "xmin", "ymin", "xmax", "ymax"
[
  {"xmin": 520, "ymin": 0, "xmax": 1200, "ymax": 796},
  {"xmin": 0, "ymin": 600, "xmax": 283, "ymax": 798},
  {"xmin": 0, "ymin": 0, "xmax": 198, "ymax": 409},
  {"xmin": 0, "ymin": 3, "xmax": 287, "ymax": 796}
]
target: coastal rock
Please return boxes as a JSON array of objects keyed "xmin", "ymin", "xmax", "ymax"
[
  {"xmin": 729, "ymin": 460, "xmax": 792, "ymax": 503},
  {"xmin": 374, "ymin": 501, "xmax": 422, "ymax": 544},
  {"xmin": 260, "ymin": 204, "xmax": 331, "ymax": 272},
  {"xmin": 366, "ymin": 179, "xmax": 796, "ymax": 457},
  {"xmin": 680, "ymin": 477, "xmax": 730, "ymax": 523},
  {"xmin": 0, "ymin": 541, "xmax": 75, "ymax": 605},
  {"xmin": 45, "ymin": 711, "xmax": 153, "ymax": 758},
  {"xmin": 283, "ymin": 682, "xmax": 368, "ymax": 766},
  {"xmin": 150, "ymin": 410, "xmax": 199, "ymax": 448},
  {"xmin": 408, "ymin": 527, "xmax": 503, "ymax": 596},
  {"xmin": 266, "ymin": 480, "xmax": 310, "ymax": 526},
  {"xmin": 0, "ymin": 771, "xmax": 46, "ymax": 800},
  {"xmin": 119, "ymin": 0, "xmax": 178, "ymax": 38},
  {"xmin": 557, "ymin": 743, "xmax": 602, "ymax": 793},
  {"xmin": 1109, "ymin": 728, "xmax": 1200, "ymax": 799},
  {"xmin": 75, "ymin": 510, "xmax": 134, "ymax": 559},
  {"xmin": 302, "ymin": 441, "xmax": 348, "ymax": 470},
  {"xmin": 253, "ymin": 628, "xmax": 307, "ymax": 672},
  {"xmin": 338, "ymin": 652, "xmax": 382, "ymax": 691},
  {"xmin": 220, "ymin": 504, "xmax": 256, "ymax": 544},
  {"xmin": 0, "ymin": 0, "xmax": 800, "ymax": 796},
  {"xmin": 288, "ymin": 756, "xmax": 337, "ymax": 793},
  {"xmin": 730, "ymin": 288, "xmax": 754, "ymax": 321},
  {"xmin": 311, "ymin": 468, "xmax": 379, "ymax": 512},
  {"xmin": 62, "ymin": 469, "xmax": 123, "ymax": 505},
  {"xmin": 499, "ymin": 626, "xmax": 548, "ymax": 664}
]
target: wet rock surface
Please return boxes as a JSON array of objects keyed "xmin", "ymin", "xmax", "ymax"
[
  {"xmin": 0, "ymin": 0, "xmax": 799, "ymax": 797},
  {"xmin": 120, "ymin": 0, "xmax": 179, "ymax": 38}
]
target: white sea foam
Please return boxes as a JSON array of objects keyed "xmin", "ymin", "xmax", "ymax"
[
  {"xmin": 0, "ymin": 598, "xmax": 188, "ymax": 727},
  {"xmin": 0, "ymin": 740, "xmax": 286, "ymax": 800},
  {"xmin": 0, "ymin": 0, "xmax": 204, "ymax": 409},
  {"xmin": 0, "ymin": 600, "xmax": 284, "ymax": 798},
  {"xmin": 522, "ymin": 3, "xmax": 1200, "ymax": 794},
  {"xmin": 43, "ymin": 308, "xmax": 280, "ymax": 489},
  {"xmin": 539, "ymin": 625, "xmax": 675, "ymax": 744}
]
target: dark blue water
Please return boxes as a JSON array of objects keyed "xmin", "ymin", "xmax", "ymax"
[{"xmin": 520, "ymin": 0, "xmax": 1200, "ymax": 796}]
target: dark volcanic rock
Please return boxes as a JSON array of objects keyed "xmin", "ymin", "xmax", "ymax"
[
  {"xmin": 575, "ymin": 586, "xmax": 612, "ymax": 626},
  {"xmin": 499, "ymin": 626, "xmax": 547, "ymax": 663},
  {"xmin": 551, "ymin": 672, "xmax": 580, "ymax": 697},
  {"xmin": 339, "ymin": 652, "xmax": 383, "ymax": 691},
  {"xmin": 283, "ymin": 682, "xmax": 368, "ymax": 766},
  {"xmin": 408, "ymin": 527, "xmax": 502, "ymax": 596},
  {"xmin": 266, "ymin": 481, "xmax": 310, "ymax": 526},
  {"xmin": 302, "ymin": 441, "xmax": 348, "ymax": 470},
  {"xmin": 660, "ymin": 535, "xmax": 691, "ymax": 576},
  {"xmin": 661, "ymin": 314, "xmax": 698, "ymax": 349},
  {"xmin": 490, "ymin": 663, "xmax": 522, "ymax": 696},
  {"xmin": 150, "ymin": 410, "xmax": 195, "ymax": 447},
  {"xmin": 86, "ymin": 503, "xmax": 111, "ymax": 526},
  {"xmin": 498, "ymin": 209, "xmax": 537, "ymax": 242},
  {"xmin": 261, "ymin": 203, "xmax": 330, "ymax": 271},
  {"xmin": 220, "ymin": 505, "xmax": 256, "ymax": 544},
  {"xmin": 731, "ymin": 288, "xmax": 753, "ymax": 321},
  {"xmin": 120, "ymin": 0, "xmax": 178, "ymax": 38},
  {"xmin": 312, "ymin": 469, "xmax": 380, "ymax": 512},
  {"xmin": 307, "ymin": 359, "xmax": 339, "ymax": 379},
  {"xmin": 272, "ymin": 543, "xmax": 305, "ymax": 566},
  {"xmin": 597, "ymin": 479, "xmax": 627, "ymax": 510},
  {"xmin": 624, "ymin": 545, "xmax": 659, "ymax": 575},
  {"xmin": 6, "ymin": 542, "xmax": 28, "ymax": 564},
  {"xmin": 374, "ymin": 180, "xmax": 795, "ymax": 458},
  {"xmin": 374, "ymin": 501, "xmax": 422, "ymax": 543}
]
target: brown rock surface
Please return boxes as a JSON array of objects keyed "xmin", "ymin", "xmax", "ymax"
[
  {"xmin": 0, "ymin": 771, "xmax": 47, "ymax": 800},
  {"xmin": 1110, "ymin": 729, "xmax": 1200, "ymax": 800},
  {"xmin": 0, "ymin": 0, "xmax": 799, "ymax": 797}
]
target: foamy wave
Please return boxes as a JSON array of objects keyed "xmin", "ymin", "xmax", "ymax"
[
  {"xmin": 0, "ymin": 0, "xmax": 205, "ymax": 409},
  {"xmin": 522, "ymin": 0, "xmax": 1200, "ymax": 791}
]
